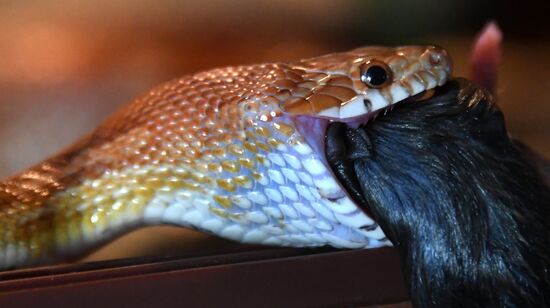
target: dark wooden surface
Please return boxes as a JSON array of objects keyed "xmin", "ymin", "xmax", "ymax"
[{"xmin": 0, "ymin": 247, "xmax": 408, "ymax": 307}]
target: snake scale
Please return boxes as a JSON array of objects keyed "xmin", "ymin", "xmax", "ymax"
[{"xmin": 0, "ymin": 46, "xmax": 451, "ymax": 269}]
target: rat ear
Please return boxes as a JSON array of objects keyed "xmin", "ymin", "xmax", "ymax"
[{"xmin": 470, "ymin": 21, "xmax": 502, "ymax": 93}]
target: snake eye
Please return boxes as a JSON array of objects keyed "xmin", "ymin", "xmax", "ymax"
[{"xmin": 360, "ymin": 61, "xmax": 392, "ymax": 88}]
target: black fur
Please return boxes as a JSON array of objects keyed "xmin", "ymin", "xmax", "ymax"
[{"xmin": 325, "ymin": 79, "xmax": 550, "ymax": 307}]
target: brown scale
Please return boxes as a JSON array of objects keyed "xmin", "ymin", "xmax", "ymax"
[{"xmin": 0, "ymin": 45, "xmax": 448, "ymax": 267}]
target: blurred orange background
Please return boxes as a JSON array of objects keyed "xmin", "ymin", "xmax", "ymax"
[{"xmin": 0, "ymin": 0, "xmax": 547, "ymax": 262}]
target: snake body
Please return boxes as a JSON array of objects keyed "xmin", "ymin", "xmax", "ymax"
[{"xmin": 0, "ymin": 46, "xmax": 451, "ymax": 269}]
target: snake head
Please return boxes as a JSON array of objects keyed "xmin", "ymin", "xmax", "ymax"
[{"xmin": 279, "ymin": 46, "xmax": 452, "ymax": 122}]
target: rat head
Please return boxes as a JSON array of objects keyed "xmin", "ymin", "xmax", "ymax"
[{"xmin": 279, "ymin": 46, "xmax": 452, "ymax": 120}]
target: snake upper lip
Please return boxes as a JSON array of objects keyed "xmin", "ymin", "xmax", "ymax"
[{"xmin": 340, "ymin": 88, "xmax": 438, "ymax": 129}]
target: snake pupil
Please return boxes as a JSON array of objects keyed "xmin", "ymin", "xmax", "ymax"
[
  {"xmin": 360, "ymin": 61, "xmax": 392, "ymax": 88},
  {"xmin": 362, "ymin": 65, "xmax": 387, "ymax": 87}
]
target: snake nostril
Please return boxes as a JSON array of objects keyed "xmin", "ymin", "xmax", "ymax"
[
  {"xmin": 430, "ymin": 53, "xmax": 443, "ymax": 67},
  {"xmin": 430, "ymin": 54, "xmax": 441, "ymax": 66},
  {"xmin": 420, "ymin": 47, "xmax": 450, "ymax": 72},
  {"xmin": 428, "ymin": 47, "xmax": 450, "ymax": 69}
]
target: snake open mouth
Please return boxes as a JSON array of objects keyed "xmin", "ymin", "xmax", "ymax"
[{"xmin": 279, "ymin": 85, "xmax": 445, "ymax": 246}]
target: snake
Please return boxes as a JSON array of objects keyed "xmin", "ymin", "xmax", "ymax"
[{"xmin": 0, "ymin": 45, "xmax": 451, "ymax": 269}]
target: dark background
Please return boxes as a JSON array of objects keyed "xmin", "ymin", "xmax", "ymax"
[{"xmin": 0, "ymin": 0, "xmax": 547, "ymax": 261}]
